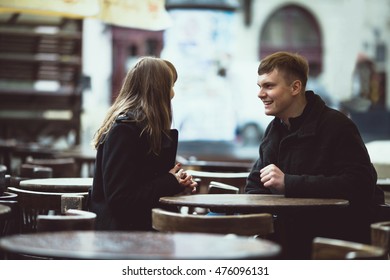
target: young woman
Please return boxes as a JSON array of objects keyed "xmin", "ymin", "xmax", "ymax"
[{"xmin": 89, "ymin": 57, "xmax": 197, "ymax": 230}]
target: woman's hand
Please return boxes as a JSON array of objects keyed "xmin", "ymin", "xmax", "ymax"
[{"xmin": 170, "ymin": 163, "xmax": 198, "ymax": 194}]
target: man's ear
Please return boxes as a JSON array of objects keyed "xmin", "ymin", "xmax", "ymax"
[{"xmin": 291, "ymin": 80, "xmax": 302, "ymax": 96}]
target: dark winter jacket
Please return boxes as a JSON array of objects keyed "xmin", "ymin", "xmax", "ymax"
[
  {"xmin": 89, "ymin": 113, "xmax": 184, "ymax": 230},
  {"xmin": 245, "ymin": 91, "xmax": 384, "ymax": 248},
  {"xmin": 246, "ymin": 91, "xmax": 383, "ymax": 206}
]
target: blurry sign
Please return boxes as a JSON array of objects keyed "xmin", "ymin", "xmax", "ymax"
[
  {"xmin": 0, "ymin": 0, "xmax": 99, "ymax": 18},
  {"xmin": 100, "ymin": 0, "xmax": 172, "ymax": 30},
  {"xmin": 0, "ymin": 0, "xmax": 171, "ymax": 30}
]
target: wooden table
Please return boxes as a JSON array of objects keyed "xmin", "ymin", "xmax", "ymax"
[
  {"xmin": 19, "ymin": 177, "xmax": 93, "ymax": 193},
  {"xmin": 160, "ymin": 194, "xmax": 349, "ymax": 214},
  {"xmin": 0, "ymin": 231, "xmax": 281, "ymax": 260},
  {"xmin": 160, "ymin": 194, "xmax": 349, "ymax": 260}
]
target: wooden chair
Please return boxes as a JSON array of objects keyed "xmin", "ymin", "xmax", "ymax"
[
  {"xmin": 187, "ymin": 170, "xmax": 249, "ymax": 194},
  {"xmin": 182, "ymin": 159, "xmax": 252, "ymax": 172},
  {"xmin": 3, "ymin": 164, "xmax": 54, "ymax": 188},
  {"xmin": 7, "ymin": 187, "xmax": 87, "ymax": 233},
  {"xmin": 208, "ymin": 181, "xmax": 239, "ymax": 194},
  {"xmin": 0, "ymin": 202, "xmax": 11, "ymax": 236},
  {"xmin": 37, "ymin": 209, "xmax": 96, "ymax": 232},
  {"xmin": 312, "ymin": 237, "xmax": 387, "ymax": 260},
  {"xmin": 152, "ymin": 208, "xmax": 274, "ymax": 238},
  {"xmin": 0, "ymin": 164, "xmax": 7, "ymax": 196},
  {"xmin": 19, "ymin": 164, "xmax": 53, "ymax": 179},
  {"xmin": 25, "ymin": 157, "xmax": 77, "ymax": 178},
  {"xmin": 182, "ymin": 181, "xmax": 239, "ymax": 215},
  {"xmin": 0, "ymin": 201, "xmax": 17, "ymax": 259},
  {"xmin": 0, "ymin": 200, "xmax": 20, "ymax": 236},
  {"xmin": 371, "ymin": 221, "xmax": 390, "ymax": 259},
  {"xmin": 0, "ymin": 191, "xmax": 18, "ymax": 201}
]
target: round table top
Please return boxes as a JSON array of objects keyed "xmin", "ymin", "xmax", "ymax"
[
  {"xmin": 0, "ymin": 203, "xmax": 11, "ymax": 216},
  {"xmin": 160, "ymin": 194, "xmax": 349, "ymax": 214},
  {"xmin": 19, "ymin": 177, "xmax": 93, "ymax": 193},
  {"xmin": 0, "ymin": 231, "xmax": 281, "ymax": 260}
]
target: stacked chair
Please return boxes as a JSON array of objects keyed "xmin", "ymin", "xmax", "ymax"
[{"xmin": 312, "ymin": 236, "xmax": 387, "ymax": 260}]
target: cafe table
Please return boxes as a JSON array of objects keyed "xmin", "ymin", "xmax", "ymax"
[
  {"xmin": 0, "ymin": 230, "xmax": 281, "ymax": 260},
  {"xmin": 159, "ymin": 194, "xmax": 349, "ymax": 214},
  {"xmin": 160, "ymin": 194, "xmax": 349, "ymax": 260},
  {"xmin": 19, "ymin": 177, "xmax": 93, "ymax": 193}
]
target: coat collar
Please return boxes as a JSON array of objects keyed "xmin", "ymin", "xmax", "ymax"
[{"xmin": 264, "ymin": 91, "xmax": 327, "ymax": 141}]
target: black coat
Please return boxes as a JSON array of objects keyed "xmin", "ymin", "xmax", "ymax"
[
  {"xmin": 89, "ymin": 115, "xmax": 184, "ymax": 230},
  {"xmin": 246, "ymin": 91, "xmax": 383, "ymax": 206},
  {"xmin": 245, "ymin": 91, "xmax": 384, "ymax": 256}
]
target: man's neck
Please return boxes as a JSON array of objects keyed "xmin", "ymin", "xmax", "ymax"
[{"xmin": 281, "ymin": 94, "xmax": 307, "ymax": 129}]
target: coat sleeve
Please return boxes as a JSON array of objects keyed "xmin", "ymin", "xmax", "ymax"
[
  {"xmin": 245, "ymin": 155, "xmax": 272, "ymax": 194},
  {"xmin": 101, "ymin": 124, "xmax": 184, "ymax": 214},
  {"xmin": 284, "ymin": 117, "xmax": 377, "ymax": 205}
]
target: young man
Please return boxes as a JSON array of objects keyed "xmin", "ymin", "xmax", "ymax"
[{"xmin": 246, "ymin": 51, "xmax": 384, "ymax": 259}]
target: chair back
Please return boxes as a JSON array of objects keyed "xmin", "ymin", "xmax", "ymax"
[
  {"xmin": 312, "ymin": 237, "xmax": 387, "ymax": 260},
  {"xmin": 187, "ymin": 170, "xmax": 249, "ymax": 194},
  {"xmin": 0, "ymin": 200, "xmax": 20, "ymax": 236},
  {"xmin": 182, "ymin": 159, "xmax": 252, "ymax": 172},
  {"xmin": 0, "ymin": 164, "xmax": 7, "ymax": 195},
  {"xmin": 7, "ymin": 187, "xmax": 87, "ymax": 233},
  {"xmin": 208, "ymin": 181, "xmax": 239, "ymax": 194},
  {"xmin": 4, "ymin": 164, "xmax": 54, "ymax": 188},
  {"xmin": 0, "ymin": 191, "xmax": 18, "ymax": 201},
  {"xmin": 37, "ymin": 209, "xmax": 96, "ymax": 232},
  {"xmin": 371, "ymin": 221, "xmax": 390, "ymax": 259},
  {"xmin": 152, "ymin": 208, "xmax": 274, "ymax": 237},
  {"xmin": 19, "ymin": 164, "xmax": 53, "ymax": 179},
  {"xmin": 25, "ymin": 157, "xmax": 77, "ymax": 177},
  {"xmin": 0, "ymin": 201, "xmax": 17, "ymax": 259}
]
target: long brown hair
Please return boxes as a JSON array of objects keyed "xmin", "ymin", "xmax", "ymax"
[{"xmin": 92, "ymin": 57, "xmax": 178, "ymax": 155}]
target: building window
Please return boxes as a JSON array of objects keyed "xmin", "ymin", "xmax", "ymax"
[{"xmin": 260, "ymin": 4, "xmax": 323, "ymax": 76}]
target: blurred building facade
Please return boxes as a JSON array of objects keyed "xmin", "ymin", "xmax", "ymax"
[
  {"xmin": 18, "ymin": 0, "xmax": 389, "ymax": 147},
  {"xmin": 82, "ymin": 0, "xmax": 388, "ymax": 145}
]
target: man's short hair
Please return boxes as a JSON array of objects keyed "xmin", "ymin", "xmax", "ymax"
[{"xmin": 258, "ymin": 51, "xmax": 309, "ymax": 87}]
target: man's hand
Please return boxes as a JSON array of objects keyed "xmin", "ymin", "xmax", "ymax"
[{"xmin": 260, "ymin": 164, "xmax": 285, "ymax": 194}]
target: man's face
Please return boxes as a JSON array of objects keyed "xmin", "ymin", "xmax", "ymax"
[{"xmin": 257, "ymin": 69, "xmax": 295, "ymax": 122}]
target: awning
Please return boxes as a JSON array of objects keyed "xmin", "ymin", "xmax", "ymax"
[{"xmin": 0, "ymin": 0, "xmax": 172, "ymax": 30}]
